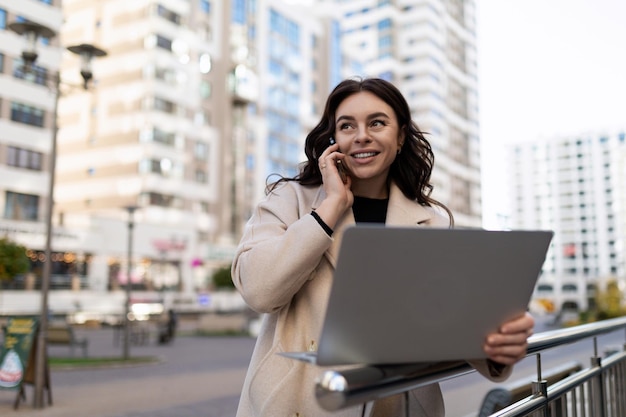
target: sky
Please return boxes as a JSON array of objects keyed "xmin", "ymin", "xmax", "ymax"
[{"xmin": 476, "ymin": 0, "xmax": 626, "ymax": 226}]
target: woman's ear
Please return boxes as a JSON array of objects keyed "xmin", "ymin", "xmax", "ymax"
[{"xmin": 397, "ymin": 129, "xmax": 406, "ymax": 152}]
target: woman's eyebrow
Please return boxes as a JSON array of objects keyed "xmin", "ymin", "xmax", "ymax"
[
  {"xmin": 367, "ymin": 111, "xmax": 391, "ymax": 120},
  {"xmin": 335, "ymin": 112, "xmax": 390, "ymax": 124},
  {"xmin": 335, "ymin": 115, "xmax": 355, "ymax": 124}
]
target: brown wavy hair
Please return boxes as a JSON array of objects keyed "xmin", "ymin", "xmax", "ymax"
[{"xmin": 268, "ymin": 77, "xmax": 453, "ymax": 224}]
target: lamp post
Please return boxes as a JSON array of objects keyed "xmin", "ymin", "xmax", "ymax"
[
  {"xmin": 123, "ymin": 205, "xmax": 138, "ymax": 360},
  {"xmin": 9, "ymin": 21, "xmax": 107, "ymax": 409}
]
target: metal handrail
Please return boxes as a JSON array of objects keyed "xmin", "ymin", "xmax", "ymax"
[
  {"xmin": 489, "ymin": 350, "xmax": 626, "ymax": 417},
  {"xmin": 315, "ymin": 316, "xmax": 626, "ymax": 411}
]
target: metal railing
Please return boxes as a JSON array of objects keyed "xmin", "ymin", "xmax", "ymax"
[
  {"xmin": 477, "ymin": 360, "xmax": 583, "ymax": 416},
  {"xmin": 315, "ymin": 316, "xmax": 626, "ymax": 416}
]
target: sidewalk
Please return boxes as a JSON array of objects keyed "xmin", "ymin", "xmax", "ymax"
[{"xmin": 0, "ymin": 317, "xmax": 256, "ymax": 417}]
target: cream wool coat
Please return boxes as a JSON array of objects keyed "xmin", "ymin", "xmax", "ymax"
[{"xmin": 232, "ymin": 181, "xmax": 512, "ymax": 417}]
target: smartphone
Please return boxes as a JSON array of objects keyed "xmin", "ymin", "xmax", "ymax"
[{"xmin": 329, "ymin": 137, "xmax": 348, "ymax": 183}]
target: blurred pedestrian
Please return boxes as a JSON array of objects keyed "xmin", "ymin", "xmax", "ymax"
[{"xmin": 158, "ymin": 309, "xmax": 177, "ymax": 344}]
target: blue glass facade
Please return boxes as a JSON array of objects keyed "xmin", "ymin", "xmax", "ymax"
[
  {"xmin": 200, "ymin": 0, "xmax": 210, "ymax": 14},
  {"xmin": 329, "ymin": 20, "xmax": 343, "ymax": 89},
  {"xmin": 263, "ymin": 8, "xmax": 302, "ymax": 178},
  {"xmin": 232, "ymin": 0, "xmax": 246, "ymax": 24}
]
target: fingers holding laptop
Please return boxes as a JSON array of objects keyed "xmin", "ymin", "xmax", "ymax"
[{"xmin": 483, "ymin": 312, "xmax": 535, "ymax": 365}]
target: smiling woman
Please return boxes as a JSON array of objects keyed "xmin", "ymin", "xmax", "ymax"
[
  {"xmin": 332, "ymin": 91, "xmax": 404, "ymax": 198},
  {"xmin": 230, "ymin": 77, "xmax": 536, "ymax": 417}
]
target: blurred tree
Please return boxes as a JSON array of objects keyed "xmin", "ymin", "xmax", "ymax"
[
  {"xmin": 0, "ymin": 237, "xmax": 30, "ymax": 283},
  {"xmin": 592, "ymin": 278, "xmax": 625, "ymax": 320},
  {"xmin": 212, "ymin": 264, "xmax": 235, "ymax": 289}
]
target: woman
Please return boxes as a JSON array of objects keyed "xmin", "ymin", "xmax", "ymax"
[{"xmin": 232, "ymin": 78, "xmax": 533, "ymax": 416}]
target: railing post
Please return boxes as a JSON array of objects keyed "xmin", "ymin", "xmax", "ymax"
[
  {"xmin": 532, "ymin": 353, "xmax": 549, "ymax": 417},
  {"xmin": 589, "ymin": 337, "xmax": 606, "ymax": 417},
  {"xmin": 531, "ymin": 380, "xmax": 548, "ymax": 417}
]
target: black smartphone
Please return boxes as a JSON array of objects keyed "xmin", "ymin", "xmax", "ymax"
[{"xmin": 329, "ymin": 137, "xmax": 348, "ymax": 183}]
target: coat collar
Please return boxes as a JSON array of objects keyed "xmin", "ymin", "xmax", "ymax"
[{"xmin": 312, "ymin": 182, "xmax": 435, "ymax": 267}]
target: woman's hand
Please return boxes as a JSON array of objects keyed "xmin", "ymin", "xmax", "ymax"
[
  {"xmin": 314, "ymin": 142, "xmax": 353, "ymax": 229},
  {"xmin": 483, "ymin": 312, "xmax": 534, "ymax": 366},
  {"xmin": 319, "ymin": 142, "xmax": 351, "ymax": 195}
]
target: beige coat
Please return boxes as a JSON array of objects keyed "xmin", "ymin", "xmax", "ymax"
[{"xmin": 232, "ymin": 181, "xmax": 512, "ymax": 417}]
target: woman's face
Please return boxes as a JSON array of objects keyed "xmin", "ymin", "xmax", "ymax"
[{"xmin": 334, "ymin": 91, "xmax": 404, "ymax": 197}]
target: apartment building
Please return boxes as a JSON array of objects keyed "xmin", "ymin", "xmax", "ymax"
[
  {"xmin": 0, "ymin": 0, "xmax": 75, "ymax": 288},
  {"xmin": 508, "ymin": 131, "xmax": 626, "ymax": 310},
  {"xmin": 227, "ymin": 0, "xmax": 341, "ymax": 238},
  {"xmin": 2, "ymin": 0, "xmax": 484, "ymax": 298},
  {"xmin": 329, "ymin": 0, "xmax": 482, "ymax": 226},
  {"xmin": 48, "ymin": 0, "xmax": 237, "ymax": 293}
]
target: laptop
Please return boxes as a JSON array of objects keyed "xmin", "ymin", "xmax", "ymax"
[{"xmin": 281, "ymin": 225, "xmax": 553, "ymax": 366}]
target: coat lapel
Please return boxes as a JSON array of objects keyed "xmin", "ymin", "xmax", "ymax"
[{"xmin": 386, "ymin": 182, "xmax": 434, "ymax": 226}]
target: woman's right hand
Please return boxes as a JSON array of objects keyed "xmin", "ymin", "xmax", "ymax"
[{"xmin": 314, "ymin": 142, "xmax": 353, "ymax": 229}]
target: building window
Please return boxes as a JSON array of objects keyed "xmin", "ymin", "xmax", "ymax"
[
  {"xmin": 195, "ymin": 169, "xmax": 207, "ymax": 183},
  {"xmin": 154, "ymin": 67, "xmax": 179, "ymax": 85},
  {"xmin": 150, "ymin": 128, "xmax": 176, "ymax": 146},
  {"xmin": 156, "ymin": 35, "xmax": 173, "ymax": 51},
  {"xmin": 200, "ymin": 0, "xmax": 211, "ymax": 13},
  {"xmin": 153, "ymin": 97, "xmax": 175, "ymax": 113},
  {"xmin": 0, "ymin": 53, "xmax": 4, "ymax": 73},
  {"xmin": 11, "ymin": 102, "xmax": 45, "ymax": 127},
  {"xmin": 194, "ymin": 142, "xmax": 208, "ymax": 160},
  {"xmin": 7, "ymin": 146, "xmax": 43, "ymax": 170},
  {"xmin": 4, "ymin": 191, "xmax": 39, "ymax": 221},
  {"xmin": 199, "ymin": 81, "xmax": 211, "ymax": 98},
  {"xmin": 232, "ymin": 0, "xmax": 246, "ymax": 24},
  {"xmin": 378, "ymin": 18, "xmax": 392, "ymax": 30},
  {"xmin": 379, "ymin": 71, "xmax": 393, "ymax": 82},
  {"xmin": 0, "ymin": 9, "xmax": 6, "ymax": 30},
  {"xmin": 156, "ymin": 5, "xmax": 181, "ymax": 24},
  {"xmin": 140, "ymin": 192, "xmax": 182, "ymax": 208},
  {"xmin": 13, "ymin": 59, "xmax": 48, "ymax": 86},
  {"xmin": 198, "ymin": 201, "xmax": 209, "ymax": 213}
]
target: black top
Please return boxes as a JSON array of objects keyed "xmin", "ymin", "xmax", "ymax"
[{"xmin": 352, "ymin": 196, "xmax": 389, "ymax": 224}]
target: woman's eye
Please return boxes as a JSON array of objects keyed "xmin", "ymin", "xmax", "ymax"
[
  {"xmin": 339, "ymin": 123, "xmax": 353, "ymax": 130},
  {"xmin": 371, "ymin": 119, "xmax": 385, "ymax": 127}
]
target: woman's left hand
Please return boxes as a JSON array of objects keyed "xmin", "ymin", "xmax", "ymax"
[{"xmin": 483, "ymin": 312, "xmax": 534, "ymax": 365}]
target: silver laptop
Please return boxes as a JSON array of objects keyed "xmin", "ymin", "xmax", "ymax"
[{"xmin": 281, "ymin": 225, "xmax": 553, "ymax": 366}]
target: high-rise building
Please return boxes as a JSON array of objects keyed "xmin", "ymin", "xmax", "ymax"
[
  {"xmin": 2, "ymin": 0, "xmax": 484, "ymax": 300},
  {"xmin": 52, "ymin": 0, "xmax": 345, "ymax": 293},
  {"xmin": 226, "ymin": 0, "xmax": 342, "ymax": 239},
  {"xmin": 507, "ymin": 131, "xmax": 626, "ymax": 307},
  {"xmin": 326, "ymin": 0, "xmax": 482, "ymax": 226},
  {"xmin": 0, "ymin": 0, "xmax": 70, "ymax": 288}
]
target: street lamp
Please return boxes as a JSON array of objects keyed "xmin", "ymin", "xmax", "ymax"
[
  {"xmin": 9, "ymin": 21, "xmax": 107, "ymax": 409},
  {"xmin": 123, "ymin": 205, "xmax": 139, "ymax": 360}
]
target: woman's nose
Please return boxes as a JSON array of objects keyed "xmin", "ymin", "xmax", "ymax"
[{"xmin": 354, "ymin": 127, "xmax": 372, "ymax": 143}]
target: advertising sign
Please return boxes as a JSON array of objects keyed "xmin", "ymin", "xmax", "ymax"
[{"xmin": 0, "ymin": 317, "xmax": 38, "ymax": 389}]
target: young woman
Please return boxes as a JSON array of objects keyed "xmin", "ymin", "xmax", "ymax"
[{"xmin": 232, "ymin": 78, "xmax": 534, "ymax": 417}]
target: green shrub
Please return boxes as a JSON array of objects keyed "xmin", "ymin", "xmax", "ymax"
[
  {"xmin": 0, "ymin": 237, "xmax": 29, "ymax": 283},
  {"xmin": 212, "ymin": 265, "xmax": 235, "ymax": 289}
]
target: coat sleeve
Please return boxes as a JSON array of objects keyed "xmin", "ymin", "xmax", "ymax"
[
  {"xmin": 467, "ymin": 359, "xmax": 513, "ymax": 382},
  {"xmin": 231, "ymin": 183, "xmax": 332, "ymax": 313}
]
